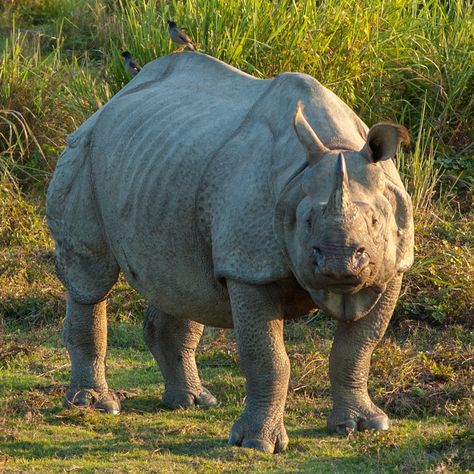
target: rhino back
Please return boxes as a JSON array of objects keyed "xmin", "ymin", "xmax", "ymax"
[{"xmin": 88, "ymin": 54, "xmax": 273, "ymax": 320}]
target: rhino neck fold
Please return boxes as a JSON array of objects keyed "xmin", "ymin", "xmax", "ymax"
[
  {"xmin": 309, "ymin": 287, "xmax": 382, "ymax": 321},
  {"xmin": 273, "ymin": 163, "xmax": 308, "ymax": 266}
]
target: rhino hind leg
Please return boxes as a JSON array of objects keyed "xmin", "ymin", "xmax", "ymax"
[
  {"xmin": 63, "ymin": 294, "xmax": 120, "ymax": 414},
  {"xmin": 143, "ymin": 305, "xmax": 218, "ymax": 409},
  {"xmin": 327, "ymin": 274, "xmax": 403, "ymax": 435},
  {"xmin": 56, "ymin": 215, "xmax": 120, "ymax": 412}
]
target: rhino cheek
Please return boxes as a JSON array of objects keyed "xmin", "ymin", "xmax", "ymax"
[
  {"xmin": 290, "ymin": 205, "xmax": 318, "ymax": 287},
  {"xmin": 294, "ymin": 247, "xmax": 318, "ymax": 290},
  {"xmin": 376, "ymin": 229, "xmax": 399, "ymax": 283}
]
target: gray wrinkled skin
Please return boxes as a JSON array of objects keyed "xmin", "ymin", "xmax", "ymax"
[{"xmin": 46, "ymin": 52, "xmax": 414, "ymax": 454}]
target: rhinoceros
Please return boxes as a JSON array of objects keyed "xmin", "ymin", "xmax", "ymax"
[{"xmin": 46, "ymin": 52, "xmax": 413, "ymax": 453}]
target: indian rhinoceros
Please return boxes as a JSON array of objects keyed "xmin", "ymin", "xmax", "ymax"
[{"xmin": 46, "ymin": 52, "xmax": 413, "ymax": 453}]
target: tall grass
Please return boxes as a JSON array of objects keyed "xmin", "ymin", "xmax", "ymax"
[
  {"xmin": 0, "ymin": 26, "xmax": 64, "ymax": 183},
  {"xmin": 1, "ymin": 0, "xmax": 472, "ymax": 206},
  {"xmin": 397, "ymin": 97, "xmax": 443, "ymax": 215}
]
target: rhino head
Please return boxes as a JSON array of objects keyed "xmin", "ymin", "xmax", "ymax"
[{"xmin": 281, "ymin": 102, "xmax": 413, "ymax": 321}]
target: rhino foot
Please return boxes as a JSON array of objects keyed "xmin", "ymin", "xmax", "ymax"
[
  {"xmin": 228, "ymin": 412, "xmax": 288, "ymax": 454},
  {"xmin": 64, "ymin": 388, "xmax": 121, "ymax": 415},
  {"xmin": 163, "ymin": 386, "xmax": 218, "ymax": 409},
  {"xmin": 327, "ymin": 405, "xmax": 389, "ymax": 435}
]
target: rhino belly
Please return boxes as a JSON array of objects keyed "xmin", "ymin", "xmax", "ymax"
[
  {"xmin": 99, "ymin": 215, "xmax": 233, "ymax": 327},
  {"xmin": 94, "ymin": 156, "xmax": 233, "ymax": 326},
  {"xmin": 90, "ymin": 117, "xmax": 238, "ymax": 327}
]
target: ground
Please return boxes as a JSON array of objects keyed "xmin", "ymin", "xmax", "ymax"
[{"xmin": 0, "ymin": 246, "xmax": 472, "ymax": 473}]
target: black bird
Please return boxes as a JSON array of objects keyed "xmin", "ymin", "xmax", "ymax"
[
  {"xmin": 121, "ymin": 51, "xmax": 141, "ymax": 76},
  {"xmin": 168, "ymin": 20, "xmax": 195, "ymax": 51}
]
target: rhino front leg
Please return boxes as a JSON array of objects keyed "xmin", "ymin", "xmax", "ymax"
[
  {"xmin": 63, "ymin": 294, "xmax": 120, "ymax": 414},
  {"xmin": 143, "ymin": 306, "xmax": 217, "ymax": 409},
  {"xmin": 227, "ymin": 280, "xmax": 290, "ymax": 454},
  {"xmin": 328, "ymin": 274, "xmax": 403, "ymax": 434}
]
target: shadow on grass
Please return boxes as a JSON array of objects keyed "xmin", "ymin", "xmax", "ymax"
[
  {"xmin": 0, "ymin": 294, "xmax": 63, "ymax": 327},
  {"xmin": 290, "ymin": 426, "xmax": 328, "ymax": 439},
  {"xmin": 4, "ymin": 402, "xmax": 471, "ymax": 472},
  {"xmin": 3, "ymin": 425, "xmax": 328, "ymax": 461},
  {"xmin": 121, "ymin": 394, "xmax": 165, "ymax": 413},
  {"xmin": 4, "ymin": 436, "xmax": 144, "ymax": 460}
]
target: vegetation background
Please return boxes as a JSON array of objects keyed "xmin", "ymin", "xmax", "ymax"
[{"xmin": 0, "ymin": 0, "xmax": 472, "ymax": 472}]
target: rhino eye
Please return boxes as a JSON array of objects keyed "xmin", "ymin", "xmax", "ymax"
[
  {"xmin": 372, "ymin": 215, "xmax": 379, "ymax": 226},
  {"xmin": 306, "ymin": 216, "xmax": 312, "ymax": 230}
]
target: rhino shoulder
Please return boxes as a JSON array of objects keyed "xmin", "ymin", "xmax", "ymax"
[
  {"xmin": 198, "ymin": 73, "xmax": 330, "ymax": 285},
  {"xmin": 198, "ymin": 120, "xmax": 291, "ymax": 285}
]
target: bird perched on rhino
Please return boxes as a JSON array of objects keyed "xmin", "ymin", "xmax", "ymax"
[
  {"xmin": 168, "ymin": 20, "xmax": 195, "ymax": 51},
  {"xmin": 121, "ymin": 51, "xmax": 141, "ymax": 76}
]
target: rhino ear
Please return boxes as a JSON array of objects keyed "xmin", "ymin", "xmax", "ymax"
[
  {"xmin": 293, "ymin": 101, "xmax": 329, "ymax": 164},
  {"xmin": 366, "ymin": 123, "xmax": 410, "ymax": 162}
]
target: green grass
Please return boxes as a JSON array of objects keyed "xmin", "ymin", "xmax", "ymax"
[
  {"xmin": 0, "ymin": 0, "xmax": 473, "ymax": 471},
  {"xmin": 1, "ymin": 319, "xmax": 472, "ymax": 472}
]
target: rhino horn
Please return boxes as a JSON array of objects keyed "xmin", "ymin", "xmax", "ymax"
[
  {"xmin": 293, "ymin": 101, "xmax": 329, "ymax": 164},
  {"xmin": 325, "ymin": 152, "xmax": 352, "ymax": 217}
]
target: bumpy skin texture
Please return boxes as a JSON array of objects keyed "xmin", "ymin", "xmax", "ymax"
[
  {"xmin": 63, "ymin": 296, "xmax": 120, "ymax": 414},
  {"xmin": 143, "ymin": 305, "xmax": 218, "ymax": 409},
  {"xmin": 327, "ymin": 274, "xmax": 402, "ymax": 434},
  {"xmin": 46, "ymin": 52, "xmax": 413, "ymax": 453},
  {"xmin": 227, "ymin": 281, "xmax": 290, "ymax": 453}
]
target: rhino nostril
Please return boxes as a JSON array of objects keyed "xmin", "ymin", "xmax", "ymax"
[
  {"xmin": 353, "ymin": 247, "xmax": 369, "ymax": 270},
  {"xmin": 312, "ymin": 247, "xmax": 325, "ymax": 267}
]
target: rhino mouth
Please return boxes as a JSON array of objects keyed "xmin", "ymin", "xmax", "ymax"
[
  {"xmin": 326, "ymin": 281, "xmax": 364, "ymax": 294},
  {"xmin": 311, "ymin": 272, "xmax": 369, "ymax": 294},
  {"xmin": 313, "ymin": 276, "xmax": 386, "ymax": 297},
  {"xmin": 310, "ymin": 253, "xmax": 375, "ymax": 292}
]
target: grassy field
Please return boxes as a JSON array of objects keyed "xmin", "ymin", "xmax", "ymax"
[{"xmin": 0, "ymin": 0, "xmax": 473, "ymax": 472}]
